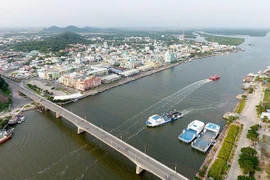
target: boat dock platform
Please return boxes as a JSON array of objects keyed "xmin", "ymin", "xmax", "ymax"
[{"xmin": 191, "ymin": 123, "xmax": 220, "ymax": 153}]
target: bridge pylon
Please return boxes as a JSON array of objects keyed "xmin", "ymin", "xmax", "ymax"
[
  {"xmin": 77, "ymin": 127, "xmax": 85, "ymax": 134},
  {"xmin": 136, "ymin": 165, "xmax": 145, "ymax": 174}
]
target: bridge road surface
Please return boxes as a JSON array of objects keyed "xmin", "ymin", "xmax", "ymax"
[{"xmin": 5, "ymin": 78, "xmax": 189, "ymax": 180}]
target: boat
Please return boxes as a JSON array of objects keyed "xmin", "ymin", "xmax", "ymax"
[
  {"xmin": 178, "ymin": 120, "xmax": 205, "ymax": 143},
  {"xmin": 146, "ymin": 110, "xmax": 183, "ymax": 127},
  {"xmin": 18, "ymin": 116, "xmax": 25, "ymax": 124},
  {"xmin": 209, "ymin": 74, "xmax": 220, "ymax": 81},
  {"xmin": 0, "ymin": 128, "xmax": 14, "ymax": 144},
  {"xmin": 191, "ymin": 122, "xmax": 220, "ymax": 152},
  {"xmin": 8, "ymin": 116, "xmax": 19, "ymax": 125}
]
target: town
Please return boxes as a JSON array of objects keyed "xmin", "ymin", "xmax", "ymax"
[{"xmin": 0, "ymin": 30, "xmax": 240, "ymax": 103}]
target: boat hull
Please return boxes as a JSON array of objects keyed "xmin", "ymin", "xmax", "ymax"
[
  {"xmin": 146, "ymin": 112, "xmax": 183, "ymax": 127},
  {"xmin": 0, "ymin": 134, "xmax": 12, "ymax": 144}
]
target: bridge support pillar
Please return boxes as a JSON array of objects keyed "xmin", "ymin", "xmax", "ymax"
[
  {"xmin": 55, "ymin": 112, "xmax": 61, "ymax": 118},
  {"xmin": 77, "ymin": 127, "xmax": 85, "ymax": 134},
  {"xmin": 136, "ymin": 165, "xmax": 144, "ymax": 174},
  {"xmin": 44, "ymin": 106, "xmax": 49, "ymax": 111}
]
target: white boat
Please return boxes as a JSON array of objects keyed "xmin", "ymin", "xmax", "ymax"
[
  {"xmin": 178, "ymin": 120, "xmax": 205, "ymax": 143},
  {"xmin": 18, "ymin": 116, "xmax": 25, "ymax": 124},
  {"xmin": 191, "ymin": 122, "xmax": 220, "ymax": 152},
  {"xmin": 146, "ymin": 111, "xmax": 183, "ymax": 127}
]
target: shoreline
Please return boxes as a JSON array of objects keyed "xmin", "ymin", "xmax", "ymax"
[{"xmin": 59, "ymin": 49, "xmax": 241, "ymax": 104}]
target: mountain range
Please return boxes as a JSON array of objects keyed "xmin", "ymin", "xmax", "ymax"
[{"xmin": 42, "ymin": 25, "xmax": 101, "ymax": 33}]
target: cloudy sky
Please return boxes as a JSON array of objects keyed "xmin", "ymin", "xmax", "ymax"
[{"xmin": 0, "ymin": 0, "xmax": 269, "ymax": 28}]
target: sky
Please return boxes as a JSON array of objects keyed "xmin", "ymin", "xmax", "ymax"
[{"xmin": 0, "ymin": 0, "xmax": 269, "ymax": 28}]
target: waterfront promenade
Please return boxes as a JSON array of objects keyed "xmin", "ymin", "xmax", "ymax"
[
  {"xmin": 226, "ymin": 84, "xmax": 262, "ymax": 179},
  {"xmin": 5, "ymin": 77, "xmax": 189, "ymax": 180}
]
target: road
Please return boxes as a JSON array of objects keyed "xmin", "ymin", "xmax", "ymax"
[
  {"xmin": 5, "ymin": 78, "xmax": 189, "ymax": 180},
  {"xmin": 226, "ymin": 84, "xmax": 262, "ymax": 180}
]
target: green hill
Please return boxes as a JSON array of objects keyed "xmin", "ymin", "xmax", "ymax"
[{"xmin": 14, "ymin": 32, "xmax": 89, "ymax": 53}]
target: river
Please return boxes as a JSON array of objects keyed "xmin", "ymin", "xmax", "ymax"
[{"xmin": 1, "ymin": 33, "xmax": 270, "ymax": 180}]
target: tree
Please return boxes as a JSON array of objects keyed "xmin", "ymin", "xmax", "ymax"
[
  {"xmin": 241, "ymin": 147, "xmax": 257, "ymax": 156},
  {"xmin": 237, "ymin": 175, "xmax": 256, "ymax": 180},
  {"xmin": 238, "ymin": 147, "xmax": 259, "ymax": 174}
]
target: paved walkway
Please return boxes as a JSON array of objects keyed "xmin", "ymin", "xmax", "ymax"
[{"xmin": 226, "ymin": 84, "xmax": 262, "ymax": 180}]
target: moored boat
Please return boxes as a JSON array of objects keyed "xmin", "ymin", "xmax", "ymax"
[
  {"xmin": 18, "ymin": 116, "xmax": 25, "ymax": 124},
  {"xmin": 178, "ymin": 120, "xmax": 205, "ymax": 143},
  {"xmin": 0, "ymin": 128, "xmax": 14, "ymax": 144},
  {"xmin": 209, "ymin": 74, "xmax": 220, "ymax": 81},
  {"xmin": 191, "ymin": 122, "xmax": 220, "ymax": 152},
  {"xmin": 8, "ymin": 116, "xmax": 19, "ymax": 125},
  {"xmin": 146, "ymin": 110, "xmax": 183, "ymax": 127}
]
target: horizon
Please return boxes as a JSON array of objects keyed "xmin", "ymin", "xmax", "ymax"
[{"xmin": 0, "ymin": 0, "xmax": 270, "ymax": 28}]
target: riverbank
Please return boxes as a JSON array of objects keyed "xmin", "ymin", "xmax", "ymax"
[
  {"xmin": 196, "ymin": 82, "xmax": 263, "ymax": 179},
  {"xmin": 57, "ymin": 49, "xmax": 241, "ymax": 105}
]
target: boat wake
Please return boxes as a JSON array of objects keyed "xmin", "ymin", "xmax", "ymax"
[
  {"xmin": 115, "ymin": 79, "xmax": 211, "ymax": 140},
  {"xmin": 181, "ymin": 101, "xmax": 227, "ymax": 116}
]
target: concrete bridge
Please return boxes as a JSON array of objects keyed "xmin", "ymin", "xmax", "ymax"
[{"xmin": 5, "ymin": 78, "xmax": 189, "ymax": 180}]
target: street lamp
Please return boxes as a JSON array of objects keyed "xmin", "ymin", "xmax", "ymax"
[
  {"xmin": 144, "ymin": 146, "xmax": 147, "ymax": 154},
  {"xmin": 174, "ymin": 163, "xmax": 177, "ymax": 173}
]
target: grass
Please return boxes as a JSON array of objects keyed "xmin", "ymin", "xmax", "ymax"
[
  {"xmin": 264, "ymin": 90, "xmax": 270, "ymax": 102},
  {"xmin": 235, "ymin": 100, "xmax": 246, "ymax": 114}
]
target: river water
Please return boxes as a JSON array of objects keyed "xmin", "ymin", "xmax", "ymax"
[{"xmin": 1, "ymin": 33, "xmax": 270, "ymax": 180}]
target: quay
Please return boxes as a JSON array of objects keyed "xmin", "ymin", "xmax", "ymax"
[{"xmin": 5, "ymin": 77, "xmax": 189, "ymax": 180}]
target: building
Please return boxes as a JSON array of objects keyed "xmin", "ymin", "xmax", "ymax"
[
  {"xmin": 120, "ymin": 69, "xmax": 140, "ymax": 77},
  {"xmin": 75, "ymin": 76, "xmax": 101, "ymax": 91},
  {"xmin": 101, "ymin": 74, "xmax": 121, "ymax": 83}
]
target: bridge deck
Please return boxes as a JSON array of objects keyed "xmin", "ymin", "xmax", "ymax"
[{"xmin": 5, "ymin": 78, "xmax": 189, "ymax": 180}]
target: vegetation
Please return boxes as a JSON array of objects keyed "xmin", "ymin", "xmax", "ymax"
[
  {"xmin": 198, "ymin": 165, "xmax": 207, "ymax": 177},
  {"xmin": 27, "ymin": 83, "xmax": 41, "ymax": 94},
  {"xmin": 193, "ymin": 176, "xmax": 202, "ymax": 180},
  {"xmin": 208, "ymin": 125, "xmax": 240, "ymax": 180},
  {"xmin": 0, "ymin": 76, "xmax": 11, "ymax": 111},
  {"xmin": 208, "ymin": 158, "xmax": 227, "ymax": 180},
  {"xmin": 246, "ymin": 124, "xmax": 259, "ymax": 141},
  {"xmin": 13, "ymin": 32, "xmax": 89, "ymax": 53},
  {"xmin": 256, "ymin": 103, "xmax": 266, "ymax": 116},
  {"xmin": 235, "ymin": 100, "xmax": 246, "ymax": 114},
  {"xmin": 237, "ymin": 175, "xmax": 256, "ymax": 180},
  {"xmin": 238, "ymin": 147, "xmax": 259, "ymax": 174},
  {"xmin": 264, "ymin": 89, "xmax": 270, "ymax": 102},
  {"xmin": 199, "ymin": 33, "xmax": 245, "ymax": 46},
  {"xmin": 0, "ymin": 118, "xmax": 8, "ymax": 129},
  {"xmin": 224, "ymin": 125, "xmax": 240, "ymax": 143},
  {"xmin": 201, "ymin": 29, "xmax": 269, "ymax": 37}
]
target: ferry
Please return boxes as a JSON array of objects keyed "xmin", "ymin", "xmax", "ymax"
[
  {"xmin": 0, "ymin": 128, "xmax": 14, "ymax": 144},
  {"xmin": 209, "ymin": 74, "xmax": 220, "ymax": 81},
  {"xmin": 146, "ymin": 110, "xmax": 183, "ymax": 127},
  {"xmin": 178, "ymin": 120, "xmax": 205, "ymax": 143},
  {"xmin": 191, "ymin": 123, "xmax": 220, "ymax": 153}
]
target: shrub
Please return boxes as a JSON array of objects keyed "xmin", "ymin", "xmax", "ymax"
[
  {"xmin": 218, "ymin": 142, "xmax": 233, "ymax": 160},
  {"xmin": 208, "ymin": 158, "xmax": 226, "ymax": 180},
  {"xmin": 237, "ymin": 175, "xmax": 256, "ymax": 180}
]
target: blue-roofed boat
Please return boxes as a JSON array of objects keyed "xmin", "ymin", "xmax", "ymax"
[
  {"xmin": 178, "ymin": 120, "xmax": 205, "ymax": 143},
  {"xmin": 146, "ymin": 110, "xmax": 183, "ymax": 127},
  {"xmin": 191, "ymin": 122, "xmax": 220, "ymax": 153}
]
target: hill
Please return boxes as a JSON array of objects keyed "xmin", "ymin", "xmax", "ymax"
[
  {"xmin": 43, "ymin": 25, "xmax": 100, "ymax": 33},
  {"xmin": 14, "ymin": 32, "xmax": 89, "ymax": 53}
]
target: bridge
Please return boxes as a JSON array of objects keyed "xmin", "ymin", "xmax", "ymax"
[{"xmin": 5, "ymin": 78, "xmax": 189, "ymax": 180}]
